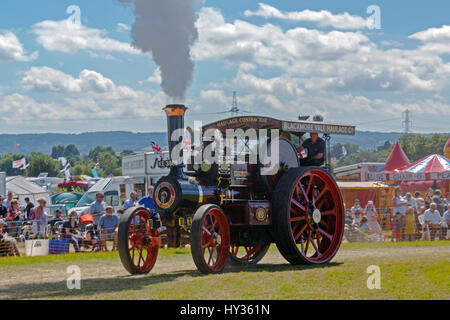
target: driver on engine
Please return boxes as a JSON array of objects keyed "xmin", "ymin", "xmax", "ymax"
[{"xmin": 300, "ymin": 115, "xmax": 326, "ymax": 167}]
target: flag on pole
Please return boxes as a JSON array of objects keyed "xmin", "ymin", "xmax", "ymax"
[
  {"xmin": 91, "ymin": 163, "xmax": 99, "ymax": 178},
  {"xmin": 182, "ymin": 134, "xmax": 191, "ymax": 152},
  {"xmin": 342, "ymin": 146, "xmax": 348, "ymax": 157},
  {"xmin": 151, "ymin": 141, "xmax": 164, "ymax": 159},
  {"xmin": 12, "ymin": 158, "xmax": 27, "ymax": 169},
  {"xmin": 58, "ymin": 157, "xmax": 71, "ymax": 180}
]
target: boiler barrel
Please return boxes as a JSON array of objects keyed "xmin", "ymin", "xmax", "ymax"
[
  {"xmin": 179, "ymin": 181, "xmax": 217, "ymax": 207},
  {"xmin": 153, "ymin": 176, "xmax": 217, "ymax": 214}
]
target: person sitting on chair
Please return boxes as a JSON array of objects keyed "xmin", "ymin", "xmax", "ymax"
[
  {"xmin": 84, "ymin": 224, "xmax": 100, "ymax": 252},
  {"xmin": 62, "ymin": 211, "xmax": 82, "ymax": 253},
  {"xmin": 98, "ymin": 206, "xmax": 120, "ymax": 252},
  {"xmin": 0, "ymin": 219, "xmax": 20, "ymax": 257}
]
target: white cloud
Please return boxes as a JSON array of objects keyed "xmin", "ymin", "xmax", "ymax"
[
  {"xmin": 380, "ymin": 40, "xmax": 404, "ymax": 48},
  {"xmin": 0, "ymin": 94, "xmax": 79, "ymax": 122},
  {"xmin": 244, "ymin": 3, "xmax": 369, "ymax": 30},
  {"xmin": 232, "ymin": 70, "xmax": 304, "ymax": 97},
  {"xmin": 193, "ymin": 7, "xmax": 369, "ymax": 68},
  {"xmin": 32, "ymin": 19, "xmax": 141, "ymax": 55},
  {"xmin": 8, "ymin": 66, "xmax": 168, "ymax": 123},
  {"xmin": 22, "ymin": 67, "xmax": 117, "ymax": 94},
  {"xmin": 145, "ymin": 68, "xmax": 162, "ymax": 84},
  {"xmin": 194, "ymin": 7, "xmax": 450, "ymax": 94},
  {"xmin": 199, "ymin": 90, "xmax": 228, "ymax": 106},
  {"xmin": 410, "ymin": 25, "xmax": 450, "ymax": 42},
  {"xmin": 88, "ymin": 51, "xmax": 119, "ymax": 61},
  {"xmin": 117, "ymin": 23, "xmax": 132, "ymax": 33},
  {"xmin": 409, "ymin": 25, "xmax": 450, "ymax": 54},
  {"xmin": 4, "ymin": 5, "xmax": 448, "ymax": 131},
  {"xmin": 0, "ymin": 31, "xmax": 38, "ymax": 62}
]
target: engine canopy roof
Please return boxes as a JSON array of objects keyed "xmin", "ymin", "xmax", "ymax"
[{"xmin": 202, "ymin": 116, "xmax": 356, "ymax": 136}]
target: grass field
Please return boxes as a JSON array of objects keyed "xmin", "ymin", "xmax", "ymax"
[{"xmin": 0, "ymin": 241, "xmax": 449, "ymax": 300}]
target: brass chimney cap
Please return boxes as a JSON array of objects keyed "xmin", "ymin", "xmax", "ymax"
[{"xmin": 164, "ymin": 105, "xmax": 188, "ymax": 116}]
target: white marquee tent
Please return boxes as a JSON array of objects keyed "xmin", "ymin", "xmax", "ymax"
[{"xmin": 6, "ymin": 176, "xmax": 51, "ymax": 205}]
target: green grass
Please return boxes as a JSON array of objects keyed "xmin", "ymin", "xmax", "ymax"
[
  {"xmin": 0, "ymin": 241, "xmax": 449, "ymax": 300},
  {"xmin": 1, "ymin": 241, "xmax": 443, "ymax": 266},
  {"xmin": 0, "ymin": 247, "xmax": 189, "ymax": 267}
]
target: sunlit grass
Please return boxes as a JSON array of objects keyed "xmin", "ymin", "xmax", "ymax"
[
  {"xmin": 1, "ymin": 241, "xmax": 448, "ymax": 300},
  {"xmin": 0, "ymin": 247, "xmax": 190, "ymax": 267}
]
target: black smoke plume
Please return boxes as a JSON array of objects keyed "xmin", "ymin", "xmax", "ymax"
[{"xmin": 120, "ymin": 0, "xmax": 199, "ymax": 100}]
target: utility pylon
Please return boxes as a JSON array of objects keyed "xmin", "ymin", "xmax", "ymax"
[{"xmin": 402, "ymin": 109, "xmax": 412, "ymax": 134}]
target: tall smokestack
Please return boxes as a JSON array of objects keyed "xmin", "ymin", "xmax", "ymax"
[{"xmin": 164, "ymin": 104, "xmax": 187, "ymax": 177}]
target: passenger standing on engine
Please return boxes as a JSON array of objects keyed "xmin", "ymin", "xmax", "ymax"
[
  {"xmin": 138, "ymin": 186, "xmax": 159, "ymax": 218},
  {"xmin": 300, "ymin": 132, "xmax": 326, "ymax": 167}
]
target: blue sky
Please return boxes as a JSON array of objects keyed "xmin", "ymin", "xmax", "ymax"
[{"xmin": 0, "ymin": 0, "xmax": 449, "ymax": 134}]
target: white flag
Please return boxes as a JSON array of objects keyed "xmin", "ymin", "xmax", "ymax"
[
  {"xmin": 342, "ymin": 146, "xmax": 348, "ymax": 157},
  {"xmin": 12, "ymin": 158, "xmax": 27, "ymax": 169},
  {"xmin": 58, "ymin": 157, "xmax": 71, "ymax": 180}
]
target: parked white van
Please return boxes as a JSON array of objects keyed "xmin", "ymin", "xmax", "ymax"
[{"xmin": 72, "ymin": 176, "xmax": 155, "ymax": 215}]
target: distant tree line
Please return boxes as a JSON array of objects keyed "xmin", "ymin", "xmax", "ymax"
[
  {"xmin": 0, "ymin": 144, "xmax": 135, "ymax": 178},
  {"xmin": 333, "ymin": 133, "xmax": 448, "ymax": 167},
  {"xmin": 0, "ymin": 133, "xmax": 447, "ymax": 176}
]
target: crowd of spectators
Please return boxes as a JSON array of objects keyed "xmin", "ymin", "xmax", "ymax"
[
  {"xmin": 2, "ymin": 184, "xmax": 447, "ymax": 255},
  {"xmin": 349, "ymin": 187, "xmax": 450, "ymax": 242},
  {"xmin": 0, "ymin": 193, "xmax": 51, "ymax": 256},
  {"xmin": 0, "ymin": 185, "xmax": 158, "ymax": 257}
]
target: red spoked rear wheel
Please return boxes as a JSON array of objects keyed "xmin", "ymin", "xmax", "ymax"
[
  {"xmin": 273, "ymin": 167, "xmax": 344, "ymax": 265},
  {"xmin": 118, "ymin": 207, "xmax": 160, "ymax": 275},
  {"xmin": 191, "ymin": 205, "xmax": 230, "ymax": 274},
  {"xmin": 228, "ymin": 245, "xmax": 270, "ymax": 266}
]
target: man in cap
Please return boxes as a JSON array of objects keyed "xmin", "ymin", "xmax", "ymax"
[{"xmin": 300, "ymin": 115, "xmax": 326, "ymax": 167}]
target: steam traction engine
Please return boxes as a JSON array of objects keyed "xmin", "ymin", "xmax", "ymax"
[{"xmin": 118, "ymin": 105, "xmax": 356, "ymax": 274}]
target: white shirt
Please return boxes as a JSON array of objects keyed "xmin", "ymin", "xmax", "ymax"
[
  {"xmin": 3, "ymin": 199, "xmax": 11, "ymax": 208},
  {"xmin": 393, "ymin": 196, "xmax": 407, "ymax": 215},
  {"xmin": 423, "ymin": 209, "xmax": 441, "ymax": 225},
  {"xmin": 406, "ymin": 197, "xmax": 417, "ymax": 209},
  {"xmin": 443, "ymin": 210, "xmax": 450, "ymax": 223}
]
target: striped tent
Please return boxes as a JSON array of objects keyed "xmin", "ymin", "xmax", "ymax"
[{"xmin": 389, "ymin": 154, "xmax": 450, "ymax": 181}]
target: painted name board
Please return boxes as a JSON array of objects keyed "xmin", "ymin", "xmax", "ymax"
[{"xmin": 282, "ymin": 121, "xmax": 356, "ymax": 135}]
